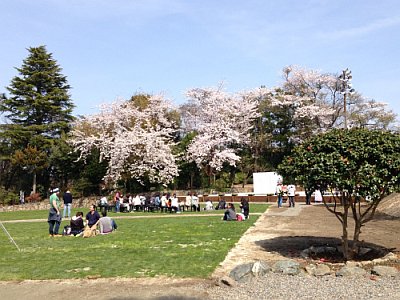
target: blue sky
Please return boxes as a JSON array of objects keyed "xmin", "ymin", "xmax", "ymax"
[{"xmin": 1, "ymin": 0, "xmax": 399, "ymax": 119}]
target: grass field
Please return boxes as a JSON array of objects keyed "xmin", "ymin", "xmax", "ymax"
[
  {"xmin": 0, "ymin": 202, "xmax": 268, "ymax": 221},
  {"xmin": 0, "ymin": 203, "xmax": 268, "ymax": 280}
]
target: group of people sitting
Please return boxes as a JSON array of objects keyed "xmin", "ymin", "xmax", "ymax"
[
  {"xmin": 101, "ymin": 192, "xmax": 202, "ymax": 213},
  {"xmin": 63, "ymin": 204, "xmax": 117, "ymax": 237},
  {"xmin": 222, "ymin": 198, "xmax": 250, "ymax": 221}
]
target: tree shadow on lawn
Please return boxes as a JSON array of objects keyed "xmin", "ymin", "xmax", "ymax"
[{"xmin": 255, "ymin": 236, "xmax": 392, "ymax": 263}]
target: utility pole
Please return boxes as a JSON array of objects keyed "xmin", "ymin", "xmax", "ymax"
[{"xmin": 339, "ymin": 69, "xmax": 355, "ymax": 129}]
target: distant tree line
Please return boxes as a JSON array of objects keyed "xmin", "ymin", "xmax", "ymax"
[{"xmin": 0, "ymin": 46, "xmax": 398, "ymax": 203}]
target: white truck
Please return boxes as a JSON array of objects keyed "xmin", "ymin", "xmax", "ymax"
[{"xmin": 253, "ymin": 172, "xmax": 282, "ymax": 195}]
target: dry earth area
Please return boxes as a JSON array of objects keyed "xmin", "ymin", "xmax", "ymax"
[{"xmin": 1, "ymin": 195, "xmax": 400, "ymax": 300}]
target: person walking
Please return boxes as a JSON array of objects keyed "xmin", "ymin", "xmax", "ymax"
[
  {"xmin": 63, "ymin": 190, "xmax": 73, "ymax": 219},
  {"xmin": 48, "ymin": 188, "xmax": 62, "ymax": 237}
]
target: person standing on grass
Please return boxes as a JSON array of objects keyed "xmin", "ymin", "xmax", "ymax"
[
  {"xmin": 114, "ymin": 191, "xmax": 121, "ymax": 213},
  {"xmin": 240, "ymin": 197, "xmax": 250, "ymax": 219},
  {"xmin": 160, "ymin": 193, "xmax": 168, "ymax": 212},
  {"xmin": 48, "ymin": 188, "xmax": 62, "ymax": 237},
  {"xmin": 62, "ymin": 190, "xmax": 73, "ymax": 219}
]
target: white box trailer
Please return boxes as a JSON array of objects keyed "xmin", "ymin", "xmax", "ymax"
[{"xmin": 253, "ymin": 172, "xmax": 282, "ymax": 195}]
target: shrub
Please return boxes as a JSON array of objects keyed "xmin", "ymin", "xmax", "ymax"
[
  {"xmin": 25, "ymin": 193, "xmax": 42, "ymax": 203},
  {"xmin": 0, "ymin": 187, "xmax": 18, "ymax": 206}
]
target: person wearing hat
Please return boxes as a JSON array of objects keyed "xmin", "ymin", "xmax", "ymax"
[{"xmin": 48, "ymin": 188, "xmax": 62, "ymax": 237}]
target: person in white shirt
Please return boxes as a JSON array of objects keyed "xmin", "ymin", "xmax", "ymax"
[
  {"xmin": 160, "ymin": 193, "xmax": 168, "ymax": 213},
  {"xmin": 191, "ymin": 193, "xmax": 199, "ymax": 211},
  {"xmin": 287, "ymin": 184, "xmax": 296, "ymax": 208},
  {"xmin": 133, "ymin": 194, "xmax": 142, "ymax": 211},
  {"xmin": 314, "ymin": 189, "xmax": 323, "ymax": 203},
  {"xmin": 205, "ymin": 199, "xmax": 213, "ymax": 211},
  {"xmin": 184, "ymin": 193, "xmax": 192, "ymax": 211},
  {"xmin": 170, "ymin": 193, "xmax": 179, "ymax": 213}
]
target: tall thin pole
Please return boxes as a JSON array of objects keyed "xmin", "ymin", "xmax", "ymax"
[
  {"xmin": 343, "ymin": 91, "xmax": 347, "ymax": 129},
  {"xmin": 0, "ymin": 221, "xmax": 21, "ymax": 252}
]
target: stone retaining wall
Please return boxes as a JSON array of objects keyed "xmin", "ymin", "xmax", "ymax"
[{"xmin": 0, "ymin": 197, "xmax": 99, "ymax": 212}]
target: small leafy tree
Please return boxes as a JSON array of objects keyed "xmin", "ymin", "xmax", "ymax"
[
  {"xmin": 278, "ymin": 128, "xmax": 400, "ymax": 260},
  {"xmin": 11, "ymin": 146, "xmax": 49, "ymax": 194}
]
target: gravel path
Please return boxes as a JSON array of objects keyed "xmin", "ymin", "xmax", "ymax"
[
  {"xmin": 206, "ymin": 273, "xmax": 400, "ymax": 300},
  {"xmin": 204, "ymin": 203, "xmax": 400, "ymax": 300}
]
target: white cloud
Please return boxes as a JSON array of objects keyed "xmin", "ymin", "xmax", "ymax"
[{"xmin": 320, "ymin": 16, "xmax": 400, "ymax": 41}]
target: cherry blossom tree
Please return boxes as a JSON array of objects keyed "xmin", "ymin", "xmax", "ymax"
[
  {"xmin": 69, "ymin": 94, "xmax": 179, "ymax": 186},
  {"xmin": 347, "ymin": 96, "xmax": 397, "ymax": 130},
  {"xmin": 182, "ymin": 86, "xmax": 260, "ymax": 179},
  {"xmin": 280, "ymin": 65, "xmax": 396, "ymax": 132}
]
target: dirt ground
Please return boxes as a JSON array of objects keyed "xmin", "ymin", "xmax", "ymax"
[{"xmin": 2, "ymin": 201, "xmax": 400, "ymax": 300}]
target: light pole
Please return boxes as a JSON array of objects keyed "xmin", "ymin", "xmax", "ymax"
[{"xmin": 339, "ymin": 68, "xmax": 355, "ymax": 129}]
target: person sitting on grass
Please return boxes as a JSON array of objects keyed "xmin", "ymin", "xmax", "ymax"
[
  {"xmin": 205, "ymin": 199, "xmax": 214, "ymax": 211},
  {"xmin": 170, "ymin": 193, "xmax": 179, "ymax": 213},
  {"xmin": 86, "ymin": 204, "xmax": 100, "ymax": 229},
  {"xmin": 215, "ymin": 199, "xmax": 226, "ymax": 210},
  {"xmin": 70, "ymin": 211, "xmax": 85, "ymax": 236},
  {"xmin": 223, "ymin": 203, "xmax": 237, "ymax": 221},
  {"xmin": 99, "ymin": 211, "xmax": 118, "ymax": 234}
]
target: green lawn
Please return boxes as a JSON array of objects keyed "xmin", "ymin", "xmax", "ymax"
[
  {"xmin": 0, "ymin": 202, "xmax": 268, "ymax": 221},
  {"xmin": 0, "ymin": 204, "xmax": 268, "ymax": 280}
]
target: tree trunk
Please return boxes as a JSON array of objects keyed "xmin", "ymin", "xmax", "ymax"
[
  {"xmin": 229, "ymin": 169, "xmax": 235, "ymax": 188},
  {"xmin": 352, "ymin": 221, "xmax": 362, "ymax": 257},
  {"xmin": 341, "ymin": 202, "xmax": 351, "ymax": 261},
  {"xmin": 32, "ymin": 172, "xmax": 37, "ymax": 194}
]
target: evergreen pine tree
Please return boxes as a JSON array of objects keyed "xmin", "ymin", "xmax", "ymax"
[
  {"xmin": 0, "ymin": 45, "xmax": 75, "ymax": 150},
  {"xmin": 0, "ymin": 46, "xmax": 75, "ymax": 193}
]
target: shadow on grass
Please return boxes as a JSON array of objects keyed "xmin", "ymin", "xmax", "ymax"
[{"xmin": 255, "ymin": 236, "xmax": 392, "ymax": 263}]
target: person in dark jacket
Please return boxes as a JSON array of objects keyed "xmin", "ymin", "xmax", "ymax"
[
  {"xmin": 240, "ymin": 197, "xmax": 250, "ymax": 219},
  {"xmin": 63, "ymin": 190, "xmax": 73, "ymax": 219},
  {"xmin": 70, "ymin": 211, "xmax": 85, "ymax": 236},
  {"xmin": 86, "ymin": 204, "xmax": 100, "ymax": 228}
]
